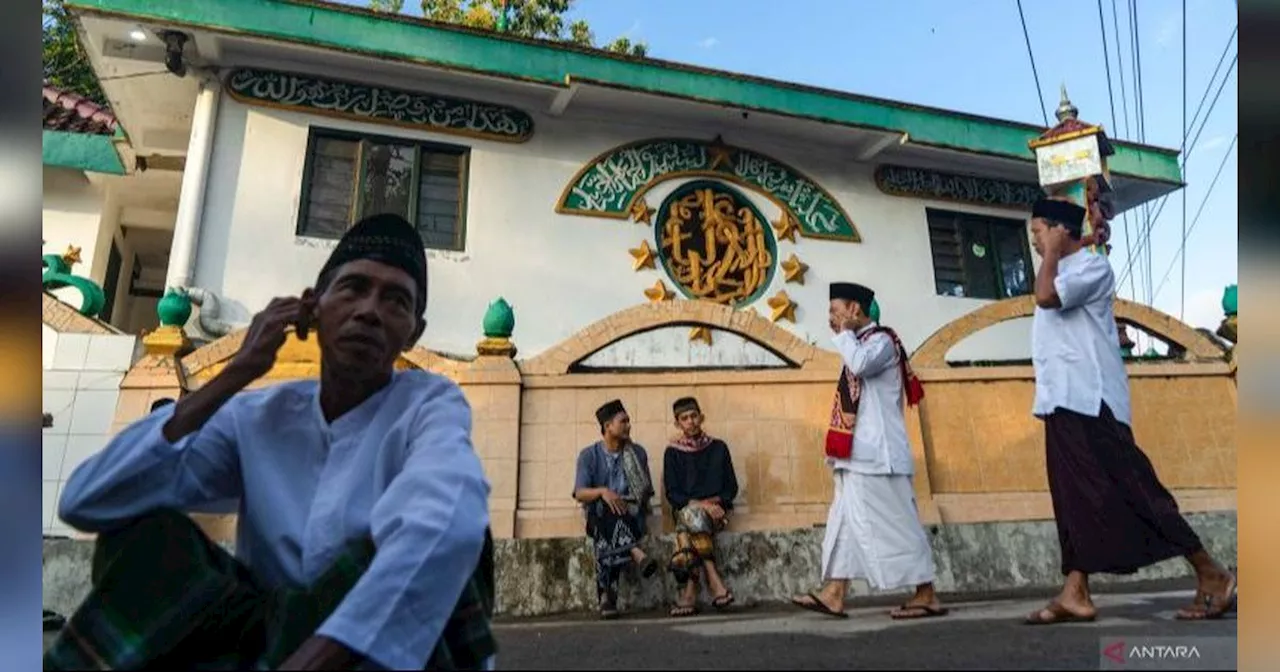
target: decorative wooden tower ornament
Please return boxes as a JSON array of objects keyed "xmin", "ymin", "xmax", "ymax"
[{"xmin": 1027, "ymin": 85, "xmax": 1116, "ymax": 256}]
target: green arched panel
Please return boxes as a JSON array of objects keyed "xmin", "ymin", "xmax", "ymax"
[{"xmin": 557, "ymin": 137, "xmax": 861, "ymax": 242}]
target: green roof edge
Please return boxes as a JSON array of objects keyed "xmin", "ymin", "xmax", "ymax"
[
  {"xmin": 43, "ymin": 130, "xmax": 127, "ymax": 175},
  {"xmin": 66, "ymin": 0, "xmax": 1181, "ymax": 184}
]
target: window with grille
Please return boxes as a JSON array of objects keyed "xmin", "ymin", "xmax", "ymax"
[
  {"xmin": 296, "ymin": 128, "xmax": 469, "ymax": 251},
  {"xmin": 925, "ymin": 208, "xmax": 1033, "ymax": 300}
]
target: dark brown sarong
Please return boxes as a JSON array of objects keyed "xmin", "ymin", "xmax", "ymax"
[{"xmin": 1044, "ymin": 402, "xmax": 1203, "ymax": 575}]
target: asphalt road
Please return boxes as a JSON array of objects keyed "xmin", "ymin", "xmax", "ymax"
[{"xmin": 493, "ymin": 589, "xmax": 1237, "ymax": 670}]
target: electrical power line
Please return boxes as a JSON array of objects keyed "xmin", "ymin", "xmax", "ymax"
[
  {"xmin": 1129, "ymin": 0, "xmax": 1153, "ymax": 304},
  {"xmin": 1109, "ymin": 0, "xmax": 1143, "ymax": 301},
  {"xmin": 1180, "ymin": 0, "xmax": 1187, "ymax": 320},
  {"xmin": 1151, "ymin": 134, "xmax": 1237, "ymax": 303},
  {"xmin": 1117, "ymin": 52, "xmax": 1237, "ymax": 288},
  {"xmin": 1016, "ymin": 0, "xmax": 1049, "ymax": 126},
  {"xmin": 1097, "ymin": 0, "xmax": 1140, "ymax": 303}
]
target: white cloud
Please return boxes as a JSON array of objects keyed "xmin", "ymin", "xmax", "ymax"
[
  {"xmin": 1201, "ymin": 135, "xmax": 1228, "ymax": 151},
  {"xmin": 697, "ymin": 37, "xmax": 719, "ymax": 49},
  {"xmin": 621, "ymin": 20, "xmax": 641, "ymax": 38},
  {"xmin": 1155, "ymin": 11, "xmax": 1181, "ymax": 48}
]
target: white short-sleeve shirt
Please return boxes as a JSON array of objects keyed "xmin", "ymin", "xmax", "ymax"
[{"xmin": 1031, "ymin": 250, "xmax": 1133, "ymax": 426}]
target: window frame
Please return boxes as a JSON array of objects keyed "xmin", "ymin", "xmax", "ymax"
[
  {"xmin": 295, "ymin": 126, "xmax": 471, "ymax": 251},
  {"xmin": 924, "ymin": 207, "xmax": 1035, "ymax": 301}
]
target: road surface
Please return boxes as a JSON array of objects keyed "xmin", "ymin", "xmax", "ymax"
[{"xmin": 493, "ymin": 589, "xmax": 1236, "ymax": 670}]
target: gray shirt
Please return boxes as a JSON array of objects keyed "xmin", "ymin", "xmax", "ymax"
[{"xmin": 573, "ymin": 441, "xmax": 651, "ymax": 503}]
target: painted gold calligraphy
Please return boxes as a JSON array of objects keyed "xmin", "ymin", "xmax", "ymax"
[{"xmin": 659, "ymin": 186, "xmax": 773, "ymax": 306}]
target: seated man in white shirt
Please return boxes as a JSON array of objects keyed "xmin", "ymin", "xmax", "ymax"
[
  {"xmin": 1024, "ymin": 198, "xmax": 1235, "ymax": 625},
  {"xmin": 44, "ymin": 213, "xmax": 497, "ymax": 671}
]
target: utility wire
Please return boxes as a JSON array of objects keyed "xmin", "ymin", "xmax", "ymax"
[
  {"xmin": 1130, "ymin": 0, "xmax": 1153, "ymax": 304},
  {"xmin": 1107, "ymin": 0, "xmax": 1139, "ymax": 300},
  {"xmin": 1117, "ymin": 29, "xmax": 1237, "ymax": 291},
  {"xmin": 1016, "ymin": 0, "xmax": 1049, "ymax": 126},
  {"xmin": 1180, "ymin": 0, "xmax": 1187, "ymax": 320},
  {"xmin": 1098, "ymin": 0, "xmax": 1138, "ymax": 302},
  {"xmin": 1151, "ymin": 135, "xmax": 1237, "ymax": 302},
  {"xmin": 1117, "ymin": 53, "xmax": 1236, "ymax": 288}
]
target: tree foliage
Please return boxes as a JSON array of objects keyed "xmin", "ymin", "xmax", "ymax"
[
  {"xmin": 42, "ymin": 0, "xmax": 109, "ymax": 105},
  {"xmin": 372, "ymin": 0, "xmax": 647, "ymax": 57}
]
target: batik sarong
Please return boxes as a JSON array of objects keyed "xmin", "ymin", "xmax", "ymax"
[
  {"xmin": 668, "ymin": 505, "xmax": 727, "ymax": 585},
  {"xmin": 43, "ymin": 509, "xmax": 497, "ymax": 671},
  {"xmin": 585, "ymin": 445, "xmax": 651, "ymax": 601}
]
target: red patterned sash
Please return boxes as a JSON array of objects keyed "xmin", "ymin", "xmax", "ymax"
[{"xmin": 823, "ymin": 326, "xmax": 925, "ymax": 460}]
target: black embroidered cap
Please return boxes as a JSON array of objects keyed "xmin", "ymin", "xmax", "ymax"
[
  {"xmin": 830, "ymin": 282, "xmax": 875, "ymax": 310},
  {"xmin": 318, "ymin": 213, "xmax": 428, "ymax": 313}
]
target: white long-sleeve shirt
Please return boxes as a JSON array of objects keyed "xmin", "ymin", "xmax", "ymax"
[
  {"xmin": 827, "ymin": 323, "xmax": 914, "ymax": 476},
  {"xmin": 1031, "ymin": 249, "xmax": 1133, "ymax": 426},
  {"xmin": 58, "ymin": 370, "xmax": 492, "ymax": 671}
]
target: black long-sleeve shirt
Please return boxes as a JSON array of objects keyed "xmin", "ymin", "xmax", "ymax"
[{"xmin": 662, "ymin": 439, "xmax": 739, "ymax": 513}]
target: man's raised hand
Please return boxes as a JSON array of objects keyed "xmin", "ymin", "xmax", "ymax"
[{"xmin": 227, "ymin": 295, "xmax": 315, "ymax": 382}]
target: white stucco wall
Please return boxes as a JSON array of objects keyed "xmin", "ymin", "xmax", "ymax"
[
  {"xmin": 42, "ymin": 167, "xmax": 108, "ymax": 309},
  {"xmin": 41, "ymin": 325, "xmax": 138, "ymax": 536},
  {"xmin": 194, "ymin": 84, "xmax": 1034, "ymax": 363}
]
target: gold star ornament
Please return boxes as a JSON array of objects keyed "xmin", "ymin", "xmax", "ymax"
[
  {"xmin": 767, "ymin": 290, "xmax": 797, "ymax": 323},
  {"xmin": 707, "ymin": 136, "xmax": 734, "ymax": 171},
  {"xmin": 61, "ymin": 245, "xmax": 83, "ymax": 267},
  {"xmin": 772, "ymin": 213, "xmax": 799, "ymax": 243},
  {"xmin": 644, "ymin": 279, "xmax": 674, "ymax": 303},
  {"xmin": 629, "ymin": 240, "xmax": 657, "ymax": 271},
  {"xmin": 689, "ymin": 325, "xmax": 714, "ymax": 345},
  {"xmin": 780, "ymin": 253, "xmax": 809, "ymax": 284},
  {"xmin": 629, "ymin": 199, "xmax": 656, "ymax": 225}
]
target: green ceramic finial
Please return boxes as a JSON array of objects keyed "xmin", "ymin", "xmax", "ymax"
[
  {"xmin": 1222, "ymin": 284, "xmax": 1237, "ymax": 317},
  {"xmin": 42, "ymin": 252, "xmax": 106, "ymax": 318},
  {"xmin": 482, "ymin": 298, "xmax": 515, "ymax": 339},
  {"xmin": 157, "ymin": 288, "xmax": 193, "ymax": 327},
  {"xmin": 869, "ymin": 298, "xmax": 880, "ymax": 323}
]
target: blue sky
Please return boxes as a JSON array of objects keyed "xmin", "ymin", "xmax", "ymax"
[{"xmin": 350, "ymin": 0, "xmax": 1237, "ymax": 331}]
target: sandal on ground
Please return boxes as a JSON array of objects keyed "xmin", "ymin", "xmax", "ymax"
[
  {"xmin": 791, "ymin": 592, "xmax": 848, "ymax": 619},
  {"xmin": 42, "ymin": 609, "xmax": 66, "ymax": 632},
  {"xmin": 599, "ymin": 596, "xmax": 619, "ymax": 620},
  {"xmin": 1024, "ymin": 600, "xmax": 1097, "ymax": 625},
  {"xmin": 890, "ymin": 603, "xmax": 949, "ymax": 620},
  {"xmin": 669, "ymin": 604, "xmax": 700, "ymax": 618},
  {"xmin": 1175, "ymin": 576, "xmax": 1237, "ymax": 621},
  {"xmin": 712, "ymin": 591, "xmax": 736, "ymax": 610}
]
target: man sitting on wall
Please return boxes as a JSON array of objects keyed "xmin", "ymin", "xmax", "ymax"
[
  {"xmin": 573, "ymin": 399, "xmax": 661, "ymax": 619},
  {"xmin": 45, "ymin": 214, "xmax": 497, "ymax": 671},
  {"xmin": 664, "ymin": 396, "xmax": 739, "ymax": 617}
]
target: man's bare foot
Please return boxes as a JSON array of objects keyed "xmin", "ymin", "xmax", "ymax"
[
  {"xmin": 1176, "ymin": 569, "xmax": 1237, "ymax": 620},
  {"xmin": 1024, "ymin": 599, "xmax": 1097, "ymax": 625}
]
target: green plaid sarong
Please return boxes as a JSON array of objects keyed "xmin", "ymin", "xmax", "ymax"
[{"xmin": 43, "ymin": 509, "xmax": 497, "ymax": 670}]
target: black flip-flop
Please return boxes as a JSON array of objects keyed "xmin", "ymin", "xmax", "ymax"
[
  {"xmin": 791, "ymin": 592, "xmax": 848, "ymax": 619},
  {"xmin": 42, "ymin": 610, "xmax": 66, "ymax": 632},
  {"xmin": 669, "ymin": 604, "xmax": 700, "ymax": 618},
  {"xmin": 890, "ymin": 603, "xmax": 950, "ymax": 620},
  {"xmin": 1175, "ymin": 576, "xmax": 1238, "ymax": 621},
  {"xmin": 1024, "ymin": 601, "xmax": 1096, "ymax": 625},
  {"xmin": 712, "ymin": 592, "xmax": 736, "ymax": 610}
]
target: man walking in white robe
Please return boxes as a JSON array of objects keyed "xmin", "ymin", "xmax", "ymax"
[{"xmin": 791, "ymin": 282, "xmax": 947, "ymax": 620}]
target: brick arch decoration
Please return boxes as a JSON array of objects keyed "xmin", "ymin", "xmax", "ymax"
[
  {"xmin": 910, "ymin": 295, "xmax": 1227, "ymax": 370},
  {"xmin": 178, "ymin": 328, "xmax": 470, "ymax": 385},
  {"xmin": 42, "ymin": 292, "xmax": 118, "ymax": 335},
  {"xmin": 519, "ymin": 300, "xmax": 842, "ymax": 377}
]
